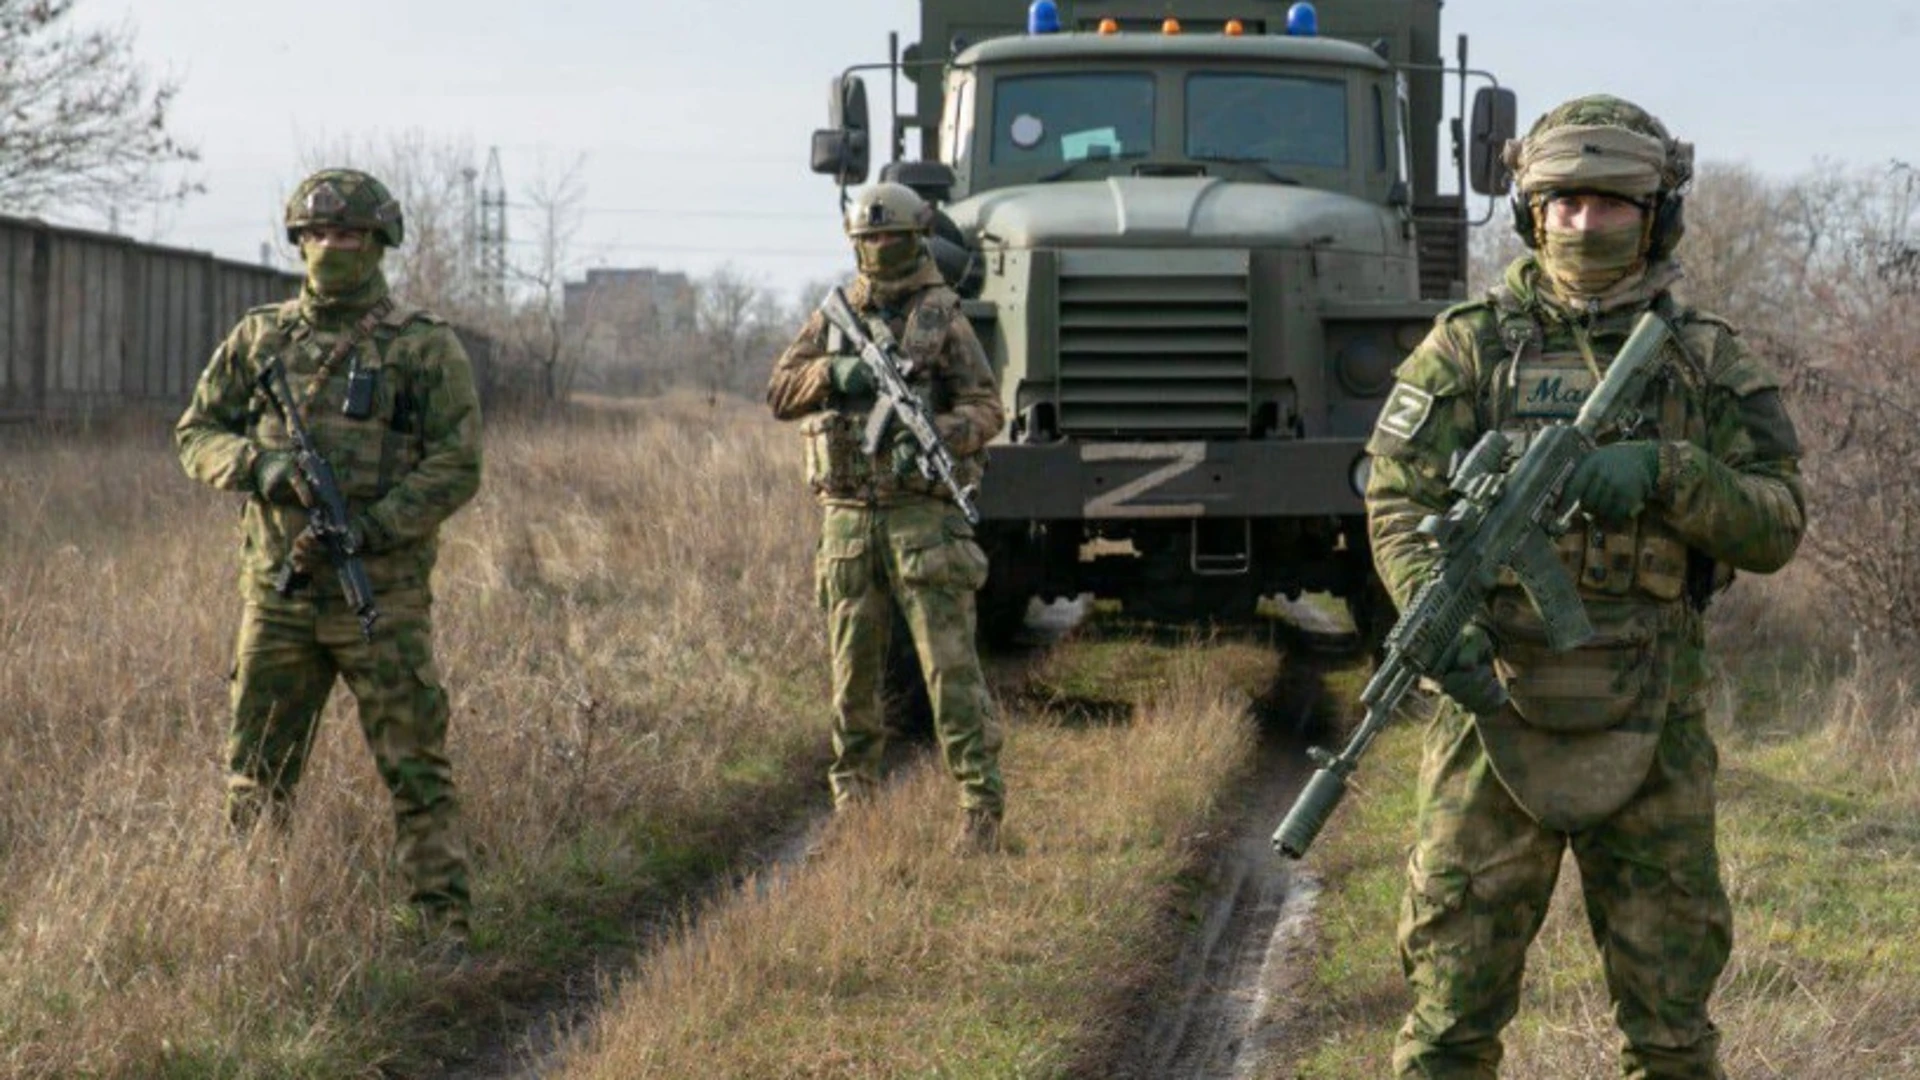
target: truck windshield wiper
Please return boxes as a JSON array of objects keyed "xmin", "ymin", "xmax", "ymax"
[
  {"xmin": 1188, "ymin": 155, "xmax": 1302, "ymax": 185},
  {"xmin": 1035, "ymin": 151, "xmax": 1149, "ymax": 183}
]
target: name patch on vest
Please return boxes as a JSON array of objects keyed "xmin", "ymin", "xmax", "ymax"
[{"xmin": 1512, "ymin": 357, "xmax": 1597, "ymax": 420}]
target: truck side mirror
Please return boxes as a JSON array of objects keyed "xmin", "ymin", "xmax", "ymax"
[
  {"xmin": 811, "ymin": 130, "xmax": 870, "ymax": 185},
  {"xmin": 810, "ymin": 75, "xmax": 873, "ymax": 185},
  {"xmin": 1468, "ymin": 87, "xmax": 1517, "ymax": 195}
]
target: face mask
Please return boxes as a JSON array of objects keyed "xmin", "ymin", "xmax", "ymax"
[
  {"xmin": 302, "ymin": 241, "xmax": 383, "ymax": 296},
  {"xmin": 855, "ymin": 233, "xmax": 921, "ymax": 280},
  {"xmin": 1539, "ymin": 221, "xmax": 1647, "ymax": 297}
]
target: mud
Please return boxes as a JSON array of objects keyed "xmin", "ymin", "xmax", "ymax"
[{"xmin": 1125, "ymin": 631, "xmax": 1352, "ymax": 1079}]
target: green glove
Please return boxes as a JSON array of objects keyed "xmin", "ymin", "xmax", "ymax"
[
  {"xmin": 252, "ymin": 449, "xmax": 309, "ymax": 506},
  {"xmin": 1564, "ymin": 441, "xmax": 1660, "ymax": 523},
  {"xmin": 889, "ymin": 431, "xmax": 924, "ymax": 480},
  {"xmin": 828, "ymin": 354, "xmax": 875, "ymax": 399},
  {"xmin": 1435, "ymin": 623, "xmax": 1506, "ymax": 716}
]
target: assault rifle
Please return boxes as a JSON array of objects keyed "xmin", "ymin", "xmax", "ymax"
[
  {"xmin": 819, "ymin": 286, "xmax": 982, "ymax": 524},
  {"xmin": 1272, "ymin": 311, "xmax": 1674, "ymax": 859},
  {"xmin": 257, "ymin": 357, "xmax": 380, "ymax": 641}
]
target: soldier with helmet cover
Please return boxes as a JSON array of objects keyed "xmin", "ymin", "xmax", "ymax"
[
  {"xmin": 768, "ymin": 181, "xmax": 1009, "ymax": 853},
  {"xmin": 1365, "ymin": 96, "xmax": 1805, "ymax": 1077},
  {"xmin": 175, "ymin": 168, "xmax": 483, "ymax": 949}
]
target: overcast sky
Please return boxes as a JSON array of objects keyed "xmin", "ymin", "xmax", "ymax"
[{"xmin": 80, "ymin": 0, "xmax": 1920, "ymax": 301}]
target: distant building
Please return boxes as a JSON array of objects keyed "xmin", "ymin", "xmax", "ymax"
[{"xmin": 564, "ymin": 268, "xmax": 697, "ymax": 384}]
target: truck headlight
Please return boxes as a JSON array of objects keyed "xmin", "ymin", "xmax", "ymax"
[{"xmin": 1334, "ymin": 337, "xmax": 1396, "ymax": 397}]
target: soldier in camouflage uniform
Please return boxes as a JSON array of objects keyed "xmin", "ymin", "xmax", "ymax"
[
  {"xmin": 1366, "ymin": 97, "xmax": 1806, "ymax": 1078},
  {"xmin": 176, "ymin": 169, "xmax": 483, "ymax": 939},
  {"xmin": 767, "ymin": 181, "xmax": 1008, "ymax": 853}
]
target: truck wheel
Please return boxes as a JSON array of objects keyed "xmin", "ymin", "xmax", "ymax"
[
  {"xmin": 976, "ymin": 523, "xmax": 1039, "ymax": 651},
  {"xmin": 1345, "ymin": 574, "xmax": 1396, "ymax": 663}
]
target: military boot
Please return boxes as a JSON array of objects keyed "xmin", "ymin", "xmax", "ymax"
[{"xmin": 951, "ymin": 808, "xmax": 1003, "ymax": 855}]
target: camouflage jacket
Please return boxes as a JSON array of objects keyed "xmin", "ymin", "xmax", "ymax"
[
  {"xmin": 767, "ymin": 261, "xmax": 1004, "ymax": 508},
  {"xmin": 1366, "ymin": 256, "xmax": 1805, "ymax": 705},
  {"xmin": 175, "ymin": 274, "xmax": 482, "ymax": 601}
]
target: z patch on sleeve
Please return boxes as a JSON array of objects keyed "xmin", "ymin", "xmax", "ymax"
[{"xmin": 1377, "ymin": 383, "xmax": 1436, "ymax": 441}]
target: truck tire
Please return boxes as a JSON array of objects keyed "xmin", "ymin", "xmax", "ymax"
[
  {"xmin": 1344, "ymin": 573, "xmax": 1396, "ymax": 664},
  {"xmin": 976, "ymin": 522, "xmax": 1039, "ymax": 651}
]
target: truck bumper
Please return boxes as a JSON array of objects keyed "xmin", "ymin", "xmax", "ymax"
[{"xmin": 977, "ymin": 439, "xmax": 1368, "ymax": 521}]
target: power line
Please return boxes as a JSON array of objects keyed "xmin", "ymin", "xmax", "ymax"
[
  {"xmin": 506, "ymin": 201, "xmax": 825, "ymax": 221},
  {"xmin": 505, "ymin": 238, "xmax": 842, "ymax": 259}
]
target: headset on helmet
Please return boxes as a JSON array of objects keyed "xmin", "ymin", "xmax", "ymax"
[
  {"xmin": 1509, "ymin": 189, "xmax": 1687, "ymax": 259},
  {"xmin": 1504, "ymin": 95, "xmax": 1691, "ymax": 259}
]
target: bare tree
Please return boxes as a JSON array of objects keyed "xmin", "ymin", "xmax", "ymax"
[
  {"xmin": 695, "ymin": 265, "xmax": 785, "ymax": 404},
  {"xmin": 1761, "ymin": 162, "xmax": 1920, "ymax": 644},
  {"xmin": 0, "ymin": 0, "xmax": 199, "ymax": 214},
  {"xmin": 1465, "ymin": 218, "xmax": 1528, "ymax": 296},
  {"xmin": 508, "ymin": 154, "xmax": 588, "ymax": 404}
]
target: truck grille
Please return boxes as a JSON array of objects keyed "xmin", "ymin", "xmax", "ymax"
[{"xmin": 1056, "ymin": 250, "xmax": 1251, "ymax": 434}]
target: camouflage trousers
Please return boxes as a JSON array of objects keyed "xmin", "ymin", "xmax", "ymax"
[
  {"xmin": 1393, "ymin": 704, "xmax": 1731, "ymax": 1080},
  {"xmin": 815, "ymin": 501, "xmax": 1005, "ymax": 816},
  {"xmin": 226, "ymin": 589, "xmax": 471, "ymax": 929}
]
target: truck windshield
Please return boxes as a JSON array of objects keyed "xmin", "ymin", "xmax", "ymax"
[
  {"xmin": 1186, "ymin": 73, "xmax": 1348, "ymax": 170},
  {"xmin": 990, "ymin": 72, "xmax": 1155, "ymax": 165}
]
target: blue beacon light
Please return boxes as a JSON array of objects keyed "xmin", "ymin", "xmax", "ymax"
[
  {"xmin": 1028, "ymin": 0, "xmax": 1062, "ymax": 34},
  {"xmin": 1286, "ymin": 2, "xmax": 1319, "ymax": 36}
]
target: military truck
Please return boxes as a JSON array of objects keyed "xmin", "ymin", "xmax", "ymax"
[{"xmin": 810, "ymin": 0, "xmax": 1516, "ymax": 644}]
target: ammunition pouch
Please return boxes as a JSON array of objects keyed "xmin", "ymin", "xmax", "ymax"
[{"xmin": 1486, "ymin": 591, "xmax": 1671, "ymax": 733}]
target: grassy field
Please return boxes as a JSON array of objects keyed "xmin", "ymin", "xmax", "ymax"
[
  {"xmin": 0, "ymin": 398, "xmax": 839, "ymax": 1077},
  {"xmin": 559, "ymin": 637, "xmax": 1272, "ymax": 1079},
  {"xmin": 3, "ymin": 401, "xmax": 1913, "ymax": 1078}
]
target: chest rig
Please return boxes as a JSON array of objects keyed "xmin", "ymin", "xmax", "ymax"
[
  {"xmin": 1476, "ymin": 290, "xmax": 1711, "ymax": 607},
  {"xmin": 249, "ymin": 299, "xmax": 430, "ymax": 502},
  {"xmin": 803, "ymin": 286, "xmax": 975, "ymax": 504}
]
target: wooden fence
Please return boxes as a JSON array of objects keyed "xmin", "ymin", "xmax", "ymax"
[{"xmin": 0, "ymin": 213, "xmax": 492, "ymax": 420}]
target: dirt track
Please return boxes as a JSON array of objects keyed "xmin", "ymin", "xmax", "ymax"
[{"xmin": 438, "ymin": 599, "xmax": 1357, "ymax": 1079}]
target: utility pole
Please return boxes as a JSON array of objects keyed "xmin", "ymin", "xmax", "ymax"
[
  {"xmin": 461, "ymin": 163, "xmax": 478, "ymax": 305},
  {"xmin": 478, "ymin": 147, "xmax": 508, "ymax": 311}
]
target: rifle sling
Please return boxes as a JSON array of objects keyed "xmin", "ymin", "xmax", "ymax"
[{"xmin": 295, "ymin": 297, "xmax": 394, "ymax": 422}]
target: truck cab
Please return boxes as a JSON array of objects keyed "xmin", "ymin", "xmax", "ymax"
[{"xmin": 812, "ymin": 0, "xmax": 1515, "ymax": 642}]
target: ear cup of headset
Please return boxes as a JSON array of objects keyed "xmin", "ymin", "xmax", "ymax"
[
  {"xmin": 1509, "ymin": 192, "xmax": 1538, "ymax": 249},
  {"xmin": 1648, "ymin": 193, "xmax": 1685, "ymax": 259}
]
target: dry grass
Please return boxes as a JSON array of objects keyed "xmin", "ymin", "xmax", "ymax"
[
  {"xmin": 0, "ymin": 394, "xmax": 834, "ymax": 1077},
  {"xmin": 556, "ymin": 638, "xmax": 1270, "ymax": 1079}
]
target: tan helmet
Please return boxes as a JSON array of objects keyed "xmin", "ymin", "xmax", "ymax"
[
  {"xmin": 1502, "ymin": 94, "xmax": 1694, "ymax": 256},
  {"xmin": 844, "ymin": 181, "xmax": 931, "ymax": 238},
  {"xmin": 284, "ymin": 168, "xmax": 405, "ymax": 247}
]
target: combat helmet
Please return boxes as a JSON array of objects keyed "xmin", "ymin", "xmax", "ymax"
[
  {"xmin": 1502, "ymin": 94, "xmax": 1694, "ymax": 258},
  {"xmin": 844, "ymin": 181, "xmax": 931, "ymax": 237},
  {"xmin": 284, "ymin": 168, "xmax": 405, "ymax": 247}
]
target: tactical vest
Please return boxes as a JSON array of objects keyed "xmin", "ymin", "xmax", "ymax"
[
  {"xmin": 801, "ymin": 285, "xmax": 985, "ymax": 506},
  {"xmin": 1466, "ymin": 289, "xmax": 1728, "ymax": 609},
  {"xmin": 247, "ymin": 299, "xmax": 439, "ymax": 504},
  {"xmin": 1445, "ymin": 288, "xmax": 1731, "ymax": 751}
]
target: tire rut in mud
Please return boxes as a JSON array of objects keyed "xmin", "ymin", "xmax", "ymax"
[{"xmin": 1120, "ymin": 637, "xmax": 1360, "ymax": 1080}]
